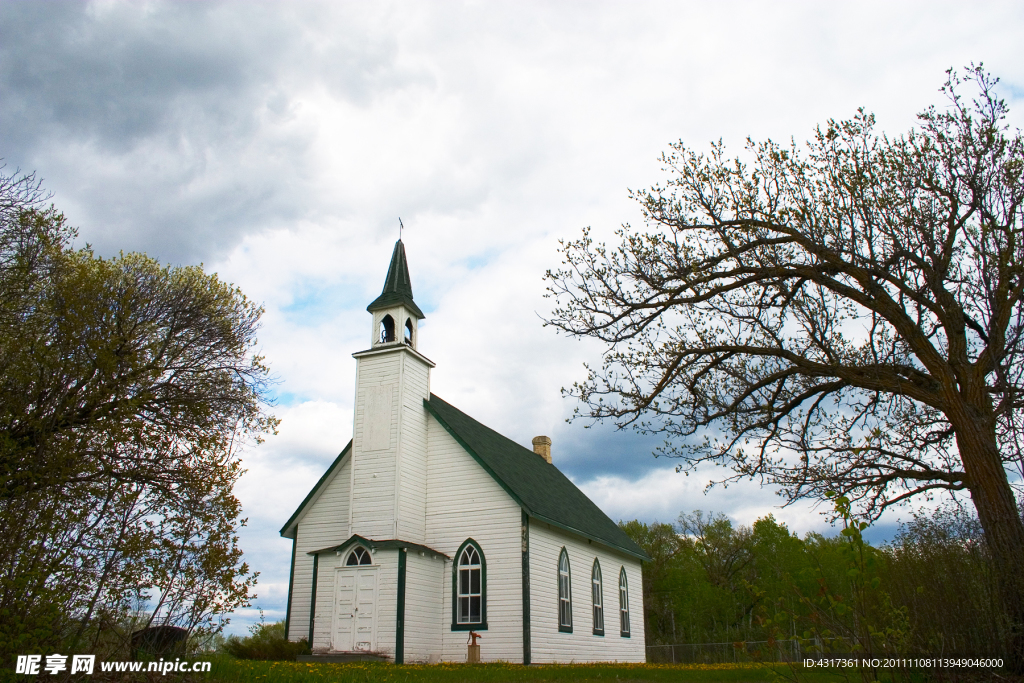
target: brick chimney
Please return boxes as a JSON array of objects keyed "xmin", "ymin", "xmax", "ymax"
[{"xmin": 532, "ymin": 436, "xmax": 552, "ymax": 464}]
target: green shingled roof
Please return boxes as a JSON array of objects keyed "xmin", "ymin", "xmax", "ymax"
[
  {"xmin": 367, "ymin": 239, "xmax": 425, "ymax": 319},
  {"xmin": 425, "ymin": 394, "xmax": 650, "ymax": 562}
]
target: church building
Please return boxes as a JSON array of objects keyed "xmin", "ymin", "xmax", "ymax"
[{"xmin": 281, "ymin": 240, "xmax": 648, "ymax": 663}]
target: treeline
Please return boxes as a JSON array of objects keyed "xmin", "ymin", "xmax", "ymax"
[
  {"xmin": 0, "ymin": 170, "xmax": 275, "ymax": 664},
  {"xmin": 622, "ymin": 504, "xmax": 1006, "ymax": 659}
]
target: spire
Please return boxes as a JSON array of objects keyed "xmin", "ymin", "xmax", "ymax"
[{"xmin": 367, "ymin": 239, "xmax": 425, "ymax": 319}]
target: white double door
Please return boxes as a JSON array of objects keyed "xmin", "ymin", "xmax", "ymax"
[{"xmin": 332, "ymin": 567, "xmax": 378, "ymax": 652}]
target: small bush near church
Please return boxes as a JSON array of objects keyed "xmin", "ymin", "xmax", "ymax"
[{"xmin": 221, "ymin": 620, "xmax": 310, "ymax": 661}]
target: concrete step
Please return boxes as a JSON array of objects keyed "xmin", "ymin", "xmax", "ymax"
[{"xmin": 296, "ymin": 653, "xmax": 389, "ymax": 663}]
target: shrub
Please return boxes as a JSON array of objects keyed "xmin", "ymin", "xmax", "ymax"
[{"xmin": 221, "ymin": 619, "xmax": 310, "ymax": 661}]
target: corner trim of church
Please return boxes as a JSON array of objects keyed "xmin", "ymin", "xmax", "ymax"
[
  {"xmin": 521, "ymin": 510, "xmax": 531, "ymax": 665},
  {"xmin": 285, "ymin": 534, "xmax": 296, "ymax": 639},
  {"xmin": 396, "ymin": 548, "xmax": 407, "ymax": 664},
  {"xmin": 308, "ymin": 553, "xmax": 319, "ymax": 647}
]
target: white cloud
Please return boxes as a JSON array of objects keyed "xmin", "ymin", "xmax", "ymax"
[
  {"xmin": 236, "ymin": 400, "xmax": 352, "ymax": 524},
  {"xmin": 577, "ymin": 465, "xmax": 836, "ymax": 536}
]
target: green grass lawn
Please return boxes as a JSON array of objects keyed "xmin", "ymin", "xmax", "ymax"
[{"xmin": 204, "ymin": 659, "xmax": 925, "ymax": 683}]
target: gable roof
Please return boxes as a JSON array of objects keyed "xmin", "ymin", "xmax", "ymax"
[
  {"xmin": 424, "ymin": 394, "xmax": 650, "ymax": 562},
  {"xmin": 279, "ymin": 441, "xmax": 352, "ymax": 539},
  {"xmin": 367, "ymin": 239, "xmax": 425, "ymax": 319}
]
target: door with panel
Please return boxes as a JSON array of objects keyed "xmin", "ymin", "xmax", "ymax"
[{"xmin": 333, "ymin": 567, "xmax": 378, "ymax": 652}]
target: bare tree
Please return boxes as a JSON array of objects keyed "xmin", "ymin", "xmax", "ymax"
[{"xmin": 546, "ymin": 66, "xmax": 1024, "ymax": 668}]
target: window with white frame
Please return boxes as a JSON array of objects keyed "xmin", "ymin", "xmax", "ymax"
[
  {"xmin": 619, "ymin": 567, "xmax": 630, "ymax": 636},
  {"xmin": 453, "ymin": 540, "xmax": 485, "ymax": 628},
  {"xmin": 345, "ymin": 546, "xmax": 372, "ymax": 565},
  {"xmin": 558, "ymin": 548, "xmax": 572, "ymax": 632},
  {"xmin": 592, "ymin": 559, "xmax": 604, "ymax": 635}
]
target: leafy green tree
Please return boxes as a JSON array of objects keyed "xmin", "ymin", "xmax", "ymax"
[
  {"xmin": 624, "ymin": 506, "xmax": 1006, "ymax": 668},
  {"xmin": 623, "ymin": 513, "xmax": 817, "ymax": 655},
  {"xmin": 678, "ymin": 511, "xmax": 754, "ymax": 592},
  {"xmin": 0, "ymin": 170, "xmax": 274, "ymax": 663},
  {"xmin": 548, "ymin": 67, "xmax": 1024, "ymax": 668}
]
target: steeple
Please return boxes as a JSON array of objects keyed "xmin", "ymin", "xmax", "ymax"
[
  {"xmin": 350, "ymin": 239, "xmax": 435, "ymax": 542},
  {"xmin": 367, "ymin": 240, "xmax": 425, "ymax": 319}
]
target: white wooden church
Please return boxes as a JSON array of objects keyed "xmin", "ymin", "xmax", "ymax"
[{"xmin": 281, "ymin": 240, "xmax": 648, "ymax": 663}]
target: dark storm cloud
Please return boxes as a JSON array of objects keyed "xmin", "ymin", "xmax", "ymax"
[
  {"xmin": 553, "ymin": 420, "xmax": 668, "ymax": 482},
  {"xmin": 0, "ymin": 2, "xmax": 425, "ymax": 264},
  {"xmin": 2, "ymin": 3, "xmax": 261, "ymax": 152}
]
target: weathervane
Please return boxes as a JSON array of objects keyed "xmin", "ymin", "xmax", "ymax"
[{"xmin": 399, "ymin": 217, "xmax": 404, "ymax": 241}]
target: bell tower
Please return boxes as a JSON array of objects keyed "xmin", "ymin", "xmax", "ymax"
[
  {"xmin": 348, "ymin": 240, "xmax": 433, "ymax": 541},
  {"xmin": 366, "ymin": 239, "xmax": 424, "ymax": 350}
]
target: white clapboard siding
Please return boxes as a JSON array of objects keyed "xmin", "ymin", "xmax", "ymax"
[
  {"xmin": 311, "ymin": 551, "xmax": 343, "ymax": 653},
  {"xmin": 351, "ymin": 352, "xmax": 401, "ymax": 538},
  {"xmin": 372, "ymin": 548, "xmax": 400, "ymax": 657},
  {"xmin": 397, "ymin": 352, "xmax": 430, "ymax": 542},
  {"xmin": 424, "ymin": 417, "xmax": 524, "ymax": 663},
  {"xmin": 528, "ymin": 523, "xmax": 646, "ymax": 663},
  {"xmin": 403, "ymin": 550, "xmax": 446, "ymax": 662},
  {"xmin": 351, "ymin": 347, "xmax": 432, "ymax": 542},
  {"xmin": 288, "ymin": 454, "xmax": 352, "ymax": 642}
]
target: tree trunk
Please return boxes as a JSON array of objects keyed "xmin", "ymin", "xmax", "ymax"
[{"xmin": 955, "ymin": 424, "xmax": 1024, "ymax": 672}]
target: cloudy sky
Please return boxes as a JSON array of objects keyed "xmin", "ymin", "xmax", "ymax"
[{"xmin": 3, "ymin": 0, "xmax": 1022, "ymax": 634}]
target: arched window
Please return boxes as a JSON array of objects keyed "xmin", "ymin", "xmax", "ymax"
[
  {"xmin": 619, "ymin": 567, "xmax": 630, "ymax": 637},
  {"xmin": 345, "ymin": 546, "xmax": 372, "ymax": 566},
  {"xmin": 379, "ymin": 315, "xmax": 395, "ymax": 343},
  {"xmin": 592, "ymin": 559, "xmax": 604, "ymax": 635},
  {"xmin": 451, "ymin": 539, "xmax": 486, "ymax": 629},
  {"xmin": 404, "ymin": 318, "xmax": 413, "ymax": 345},
  {"xmin": 558, "ymin": 548, "xmax": 572, "ymax": 632}
]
